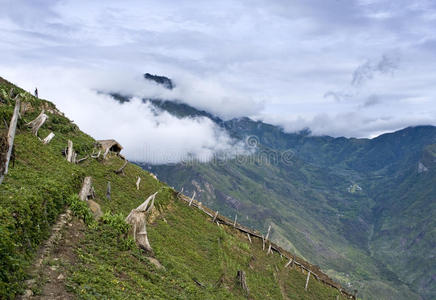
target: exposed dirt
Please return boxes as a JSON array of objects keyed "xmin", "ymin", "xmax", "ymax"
[{"xmin": 19, "ymin": 212, "xmax": 85, "ymax": 300}]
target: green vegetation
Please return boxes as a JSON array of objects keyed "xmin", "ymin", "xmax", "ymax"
[
  {"xmin": 0, "ymin": 77, "xmax": 347, "ymax": 298},
  {"xmin": 145, "ymin": 100, "xmax": 436, "ymax": 299}
]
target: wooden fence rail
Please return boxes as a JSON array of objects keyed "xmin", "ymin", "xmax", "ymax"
[{"xmin": 176, "ymin": 192, "xmax": 356, "ymax": 299}]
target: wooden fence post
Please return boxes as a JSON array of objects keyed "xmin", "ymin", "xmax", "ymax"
[
  {"xmin": 265, "ymin": 224, "xmax": 271, "ymax": 241},
  {"xmin": 233, "ymin": 214, "xmax": 237, "ymax": 227},
  {"xmin": 189, "ymin": 191, "xmax": 196, "ymax": 206},
  {"xmin": 262, "ymin": 235, "xmax": 265, "ymax": 250},
  {"xmin": 284, "ymin": 258, "xmax": 293, "ymax": 268},
  {"xmin": 305, "ymin": 271, "xmax": 311, "ymax": 291},
  {"xmin": 247, "ymin": 233, "xmax": 252, "ymax": 244}
]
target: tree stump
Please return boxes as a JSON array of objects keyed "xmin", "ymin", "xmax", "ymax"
[
  {"xmin": 0, "ymin": 98, "xmax": 20, "ymax": 184},
  {"xmin": 125, "ymin": 192, "xmax": 158, "ymax": 252},
  {"xmin": 79, "ymin": 177, "xmax": 93, "ymax": 201},
  {"xmin": 27, "ymin": 110, "xmax": 48, "ymax": 137},
  {"xmin": 106, "ymin": 181, "xmax": 111, "ymax": 200},
  {"xmin": 66, "ymin": 140, "xmax": 74, "ymax": 163},
  {"xmin": 42, "ymin": 132, "xmax": 55, "ymax": 144},
  {"xmin": 236, "ymin": 270, "xmax": 249, "ymax": 295}
]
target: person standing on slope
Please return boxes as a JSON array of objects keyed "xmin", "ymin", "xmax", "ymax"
[{"xmin": 34, "ymin": 88, "xmax": 38, "ymax": 98}]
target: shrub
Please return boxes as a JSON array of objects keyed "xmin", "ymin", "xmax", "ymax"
[
  {"xmin": 101, "ymin": 211, "xmax": 129, "ymax": 235},
  {"xmin": 67, "ymin": 194, "xmax": 94, "ymax": 226}
]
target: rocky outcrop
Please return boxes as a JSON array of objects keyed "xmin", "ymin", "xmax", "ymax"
[{"xmin": 144, "ymin": 73, "xmax": 174, "ymax": 89}]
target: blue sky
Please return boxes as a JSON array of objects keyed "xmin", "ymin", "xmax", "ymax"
[{"xmin": 1, "ymin": 0, "xmax": 436, "ymax": 161}]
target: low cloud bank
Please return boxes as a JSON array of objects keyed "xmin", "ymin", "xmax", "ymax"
[{"xmin": 2, "ymin": 66, "xmax": 248, "ymax": 164}]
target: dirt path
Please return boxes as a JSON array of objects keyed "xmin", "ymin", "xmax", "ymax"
[{"xmin": 19, "ymin": 210, "xmax": 85, "ymax": 299}]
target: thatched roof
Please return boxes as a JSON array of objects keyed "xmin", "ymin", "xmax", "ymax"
[{"xmin": 97, "ymin": 139, "xmax": 123, "ymax": 153}]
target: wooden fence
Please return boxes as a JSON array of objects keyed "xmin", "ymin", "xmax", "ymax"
[{"xmin": 176, "ymin": 192, "xmax": 357, "ymax": 299}]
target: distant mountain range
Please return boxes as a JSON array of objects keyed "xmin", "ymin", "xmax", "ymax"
[{"xmin": 108, "ymin": 73, "xmax": 436, "ymax": 300}]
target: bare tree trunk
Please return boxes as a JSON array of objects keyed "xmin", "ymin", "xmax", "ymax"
[
  {"xmin": 136, "ymin": 192, "xmax": 158, "ymax": 212},
  {"xmin": 76, "ymin": 156, "xmax": 89, "ymax": 163},
  {"xmin": 8, "ymin": 87, "xmax": 15, "ymax": 99},
  {"xmin": 27, "ymin": 110, "xmax": 48, "ymax": 137},
  {"xmin": 103, "ymin": 147, "xmax": 110, "ymax": 160},
  {"xmin": 115, "ymin": 160, "xmax": 128, "ymax": 175},
  {"xmin": 236, "ymin": 270, "xmax": 249, "ymax": 295},
  {"xmin": 136, "ymin": 176, "xmax": 141, "ymax": 190},
  {"xmin": 79, "ymin": 176, "xmax": 92, "ymax": 201},
  {"xmin": 66, "ymin": 140, "xmax": 74, "ymax": 162},
  {"xmin": 106, "ymin": 181, "xmax": 111, "ymax": 200},
  {"xmin": 91, "ymin": 150, "xmax": 101, "ymax": 158},
  {"xmin": 0, "ymin": 98, "xmax": 20, "ymax": 184},
  {"xmin": 305, "ymin": 271, "xmax": 311, "ymax": 291},
  {"xmin": 125, "ymin": 192, "xmax": 158, "ymax": 253},
  {"xmin": 136, "ymin": 224, "xmax": 153, "ymax": 252},
  {"xmin": 42, "ymin": 132, "xmax": 55, "ymax": 144},
  {"xmin": 147, "ymin": 192, "xmax": 156, "ymax": 212}
]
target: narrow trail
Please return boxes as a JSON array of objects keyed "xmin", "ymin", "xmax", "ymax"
[{"xmin": 19, "ymin": 210, "xmax": 85, "ymax": 299}]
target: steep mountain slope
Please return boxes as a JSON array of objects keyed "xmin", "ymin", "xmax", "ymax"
[
  {"xmin": 109, "ymin": 76, "xmax": 436, "ymax": 300},
  {"xmin": 0, "ymin": 77, "xmax": 350, "ymax": 299},
  {"xmin": 146, "ymin": 120, "xmax": 436, "ymax": 299}
]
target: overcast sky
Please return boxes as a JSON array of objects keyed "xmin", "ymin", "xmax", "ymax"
[{"xmin": 1, "ymin": 0, "xmax": 436, "ymax": 161}]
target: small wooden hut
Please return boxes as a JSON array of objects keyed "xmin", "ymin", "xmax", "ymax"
[{"xmin": 97, "ymin": 139, "xmax": 123, "ymax": 154}]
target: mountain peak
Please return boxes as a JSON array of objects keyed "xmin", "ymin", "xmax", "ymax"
[{"xmin": 144, "ymin": 73, "xmax": 174, "ymax": 89}]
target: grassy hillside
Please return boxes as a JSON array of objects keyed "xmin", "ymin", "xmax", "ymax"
[
  {"xmin": 142, "ymin": 104, "xmax": 436, "ymax": 300},
  {"xmin": 148, "ymin": 155, "xmax": 421, "ymax": 300},
  {"xmin": 0, "ymin": 77, "xmax": 349, "ymax": 299}
]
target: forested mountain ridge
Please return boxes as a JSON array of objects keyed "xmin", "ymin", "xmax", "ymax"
[
  {"xmin": 110, "ymin": 74, "xmax": 436, "ymax": 300},
  {"xmin": 0, "ymin": 76, "xmax": 354, "ymax": 298}
]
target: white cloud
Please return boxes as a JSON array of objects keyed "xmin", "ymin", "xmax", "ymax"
[
  {"xmin": 2, "ymin": 66, "xmax": 248, "ymax": 164},
  {"xmin": 1, "ymin": 0, "xmax": 436, "ymax": 142}
]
